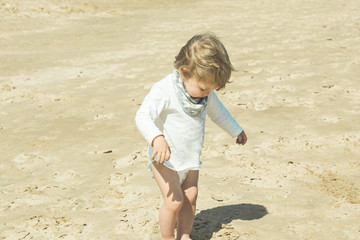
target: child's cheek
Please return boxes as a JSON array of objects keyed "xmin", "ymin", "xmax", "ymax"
[
  {"xmin": 187, "ymin": 88, "xmax": 198, "ymax": 97},
  {"xmin": 191, "ymin": 90, "xmax": 203, "ymax": 98}
]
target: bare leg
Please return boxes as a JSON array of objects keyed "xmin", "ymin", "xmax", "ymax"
[
  {"xmin": 176, "ymin": 170, "xmax": 199, "ymax": 240},
  {"xmin": 151, "ymin": 163, "xmax": 184, "ymax": 240}
]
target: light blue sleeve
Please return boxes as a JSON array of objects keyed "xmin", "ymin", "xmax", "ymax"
[{"xmin": 207, "ymin": 91, "xmax": 243, "ymax": 138}]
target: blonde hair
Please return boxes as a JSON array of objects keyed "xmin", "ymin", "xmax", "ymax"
[{"xmin": 174, "ymin": 32, "xmax": 235, "ymax": 89}]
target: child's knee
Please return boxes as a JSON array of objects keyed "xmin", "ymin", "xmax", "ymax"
[
  {"xmin": 184, "ymin": 186, "xmax": 198, "ymax": 204},
  {"xmin": 163, "ymin": 191, "xmax": 183, "ymax": 212},
  {"xmin": 164, "ymin": 197, "xmax": 183, "ymax": 212}
]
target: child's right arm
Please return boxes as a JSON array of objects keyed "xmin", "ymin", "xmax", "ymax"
[
  {"xmin": 135, "ymin": 83, "xmax": 171, "ymax": 164},
  {"xmin": 151, "ymin": 134, "xmax": 171, "ymax": 164}
]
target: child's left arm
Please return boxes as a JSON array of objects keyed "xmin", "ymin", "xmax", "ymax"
[{"xmin": 207, "ymin": 91, "xmax": 247, "ymax": 145}]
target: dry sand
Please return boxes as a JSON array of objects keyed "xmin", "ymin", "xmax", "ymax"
[{"xmin": 1, "ymin": 0, "xmax": 360, "ymax": 239}]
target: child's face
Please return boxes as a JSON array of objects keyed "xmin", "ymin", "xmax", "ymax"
[{"xmin": 183, "ymin": 76, "xmax": 217, "ymax": 98}]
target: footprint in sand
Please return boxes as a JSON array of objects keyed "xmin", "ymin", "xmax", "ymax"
[
  {"xmin": 12, "ymin": 153, "xmax": 51, "ymax": 171},
  {"xmin": 52, "ymin": 170, "xmax": 82, "ymax": 183},
  {"xmin": 320, "ymin": 115, "xmax": 342, "ymax": 123},
  {"xmin": 339, "ymin": 135, "xmax": 360, "ymax": 149},
  {"xmin": 113, "ymin": 148, "xmax": 147, "ymax": 168},
  {"xmin": 6, "ymin": 194, "xmax": 52, "ymax": 211},
  {"xmin": 109, "ymin": 172, "xmax": 133, "ymax": 187},
  {"xmin": 23, "ymin": 215, "xmax": 88, "ymax": 237},
  {"xmin": 115, "ymin": 210, "xmax": 131, "ymax": 235},
  {"xmin": 113, "ymin": 156, "xmax": 132, "ymax": 168},
  {"xmin": 266, "ymin": 75, "xmax": 283, "ymax": 82},
  {"xmin": 93, "ymin": 113, "xmax": 118, "ymax": 120}
]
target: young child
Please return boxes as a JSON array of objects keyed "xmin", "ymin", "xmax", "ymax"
[{"xmin": 135, "ymin": 32, "xmax": 247, "ymax": 240}]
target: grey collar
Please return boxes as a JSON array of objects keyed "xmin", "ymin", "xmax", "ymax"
[{"xmin": 172, "ymin": 70, "xmax": 208, "ymax": 117}]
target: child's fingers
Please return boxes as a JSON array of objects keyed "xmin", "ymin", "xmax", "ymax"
[
  {"xmin": 241, "ymin": 132, "xmax": 247, "ymax": 145},
  {"xmin": 166, "ymin": 148, "xmax": 171, "ymax": 161},
  {"xmin": 151, "ymin": 150, "xmax": 157, "ymax": 160},
  {"xmin": 152, "ymin": 151, "xmax": 163, "ymax": 164},
  {"xmin": 242, "ymin": 135, "xmax": 247, "ymax": 145},
  {"xmin": 157, "ymin": 152, "xmax": 163, "ymax": 164},
  {"xmin": 236, "ymin": 132, "xmax": 247, "ymax": 145},
  {"xmin": 153, "ymin": 148, "xmax": 171, "ymax": 164},
  {"xmin": 160, "ymin": 152, "xmax": 166, "ymax": 164}
]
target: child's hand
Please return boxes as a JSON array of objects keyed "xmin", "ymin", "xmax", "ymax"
[
  {"xmin": 151, "ymin": 135, "xmax": 171, "ymax": 164},
  {"xmin": 236, "ymin": 131, "xmax": 247, "ymax": 145}
]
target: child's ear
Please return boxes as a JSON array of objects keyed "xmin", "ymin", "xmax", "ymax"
[{"xmin": 180, "ymin": 66, "xmax": 190, "ymax": 80}]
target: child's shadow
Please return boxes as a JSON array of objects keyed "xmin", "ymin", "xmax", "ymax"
[{"xmin": 191, "ymin": 203, "xmax": 268, "ymax": 239}]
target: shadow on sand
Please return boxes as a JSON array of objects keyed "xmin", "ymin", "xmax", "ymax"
[{"xmin": 190, "ymin": 203, "xmax": 268, "ymax": 239}]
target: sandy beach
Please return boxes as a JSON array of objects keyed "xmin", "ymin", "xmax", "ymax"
[{"xmin": 1, "ymin": 0, "xmax": 360, "ymax": 239}]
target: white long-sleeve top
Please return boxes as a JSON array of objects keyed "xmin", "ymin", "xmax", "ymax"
[{"xmin": 135, "ymin": 71, "xmax": 243, "ymax": 172}]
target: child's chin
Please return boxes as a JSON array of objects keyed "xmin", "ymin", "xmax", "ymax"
[{"xmin": 191, "ymin": 94, "xmax": 204, "ymax": 98}]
